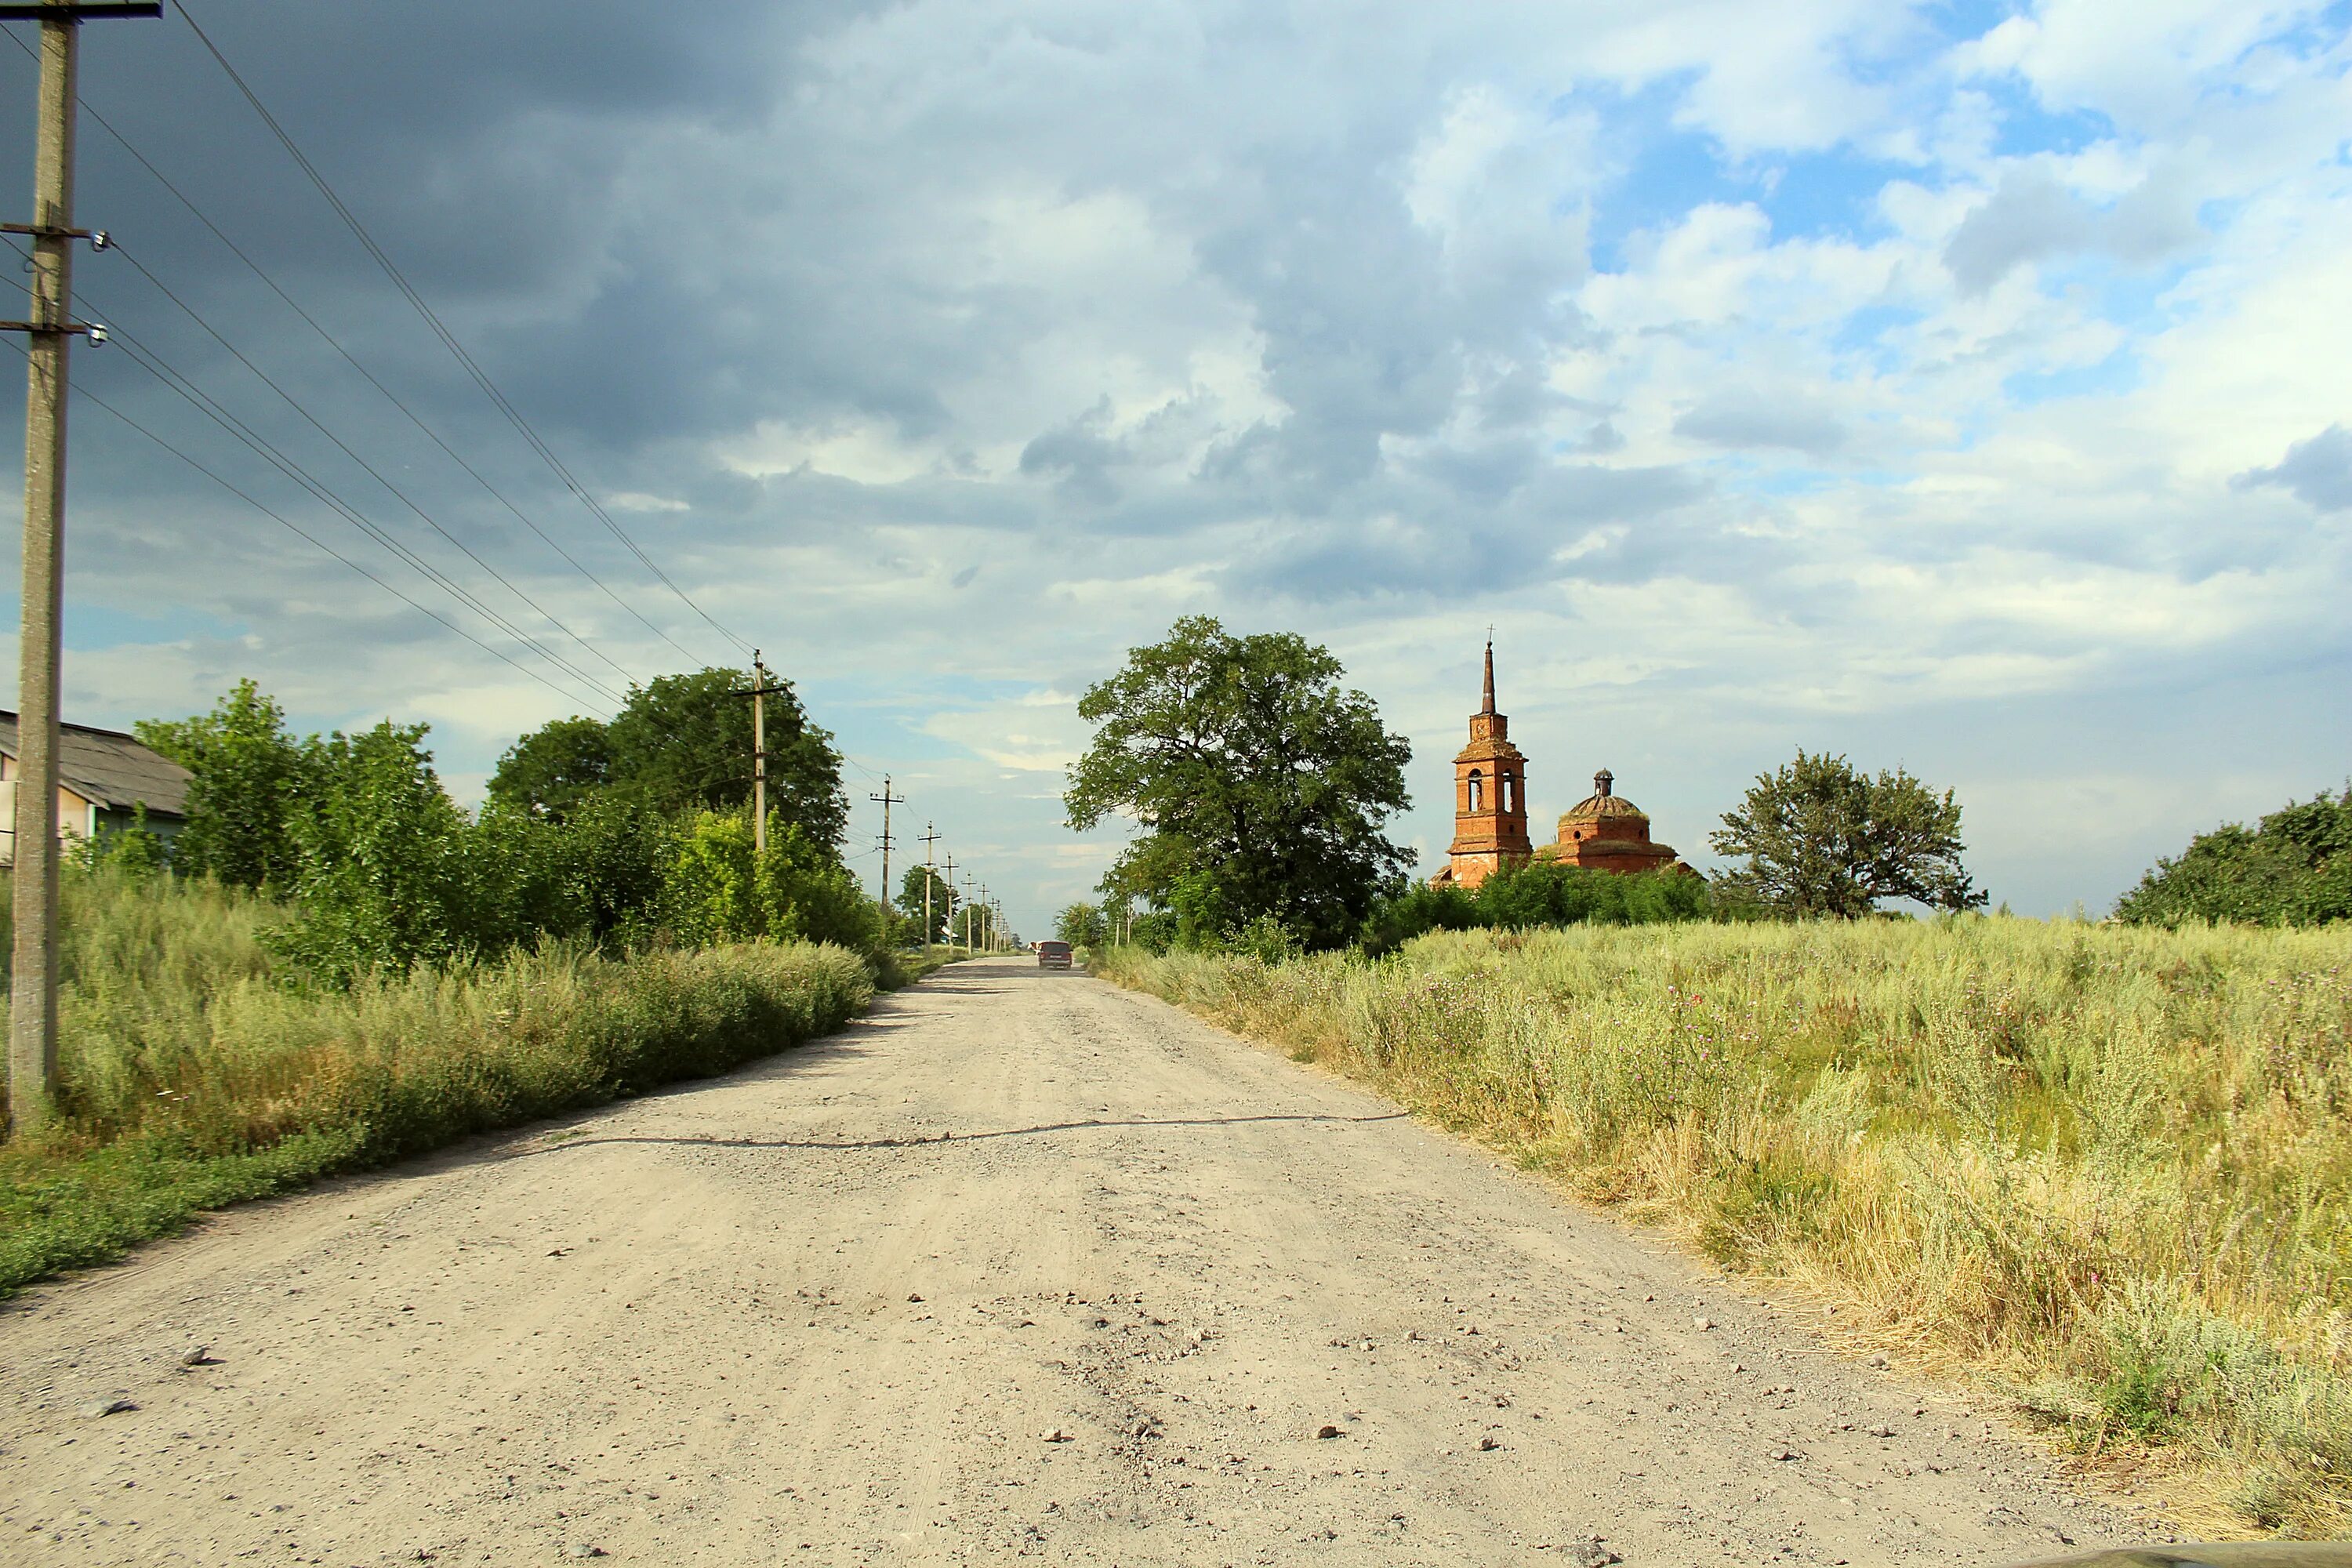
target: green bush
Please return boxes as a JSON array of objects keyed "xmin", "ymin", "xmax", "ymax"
[
  {"xmin": 1357, "ymin": 865, "xmax": 1709, "ymax": 953},
  {"xmin": 2117, "ymin": 785, "xmax": 2351, "ymax": 927}
]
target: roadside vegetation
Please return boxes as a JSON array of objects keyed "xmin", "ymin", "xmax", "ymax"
[
  {"xmin": 0, "ymin": 869, "xmax": 876, "ymax": 1294},
  {"xmin": 1097, "ymin": 917, "xmax": 2352, "ymax": 1536},
  {"xmin": 2, "ymin": 668, "xmax": 957, "ymax": 1294}
]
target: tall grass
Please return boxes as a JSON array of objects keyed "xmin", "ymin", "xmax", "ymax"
[
  {"xmin": 2, "ymin": 870, "xmax": 876, "ymax": 1293},
  {"xmin": 1098, "ymin": 919, "xmax": 2352, "ymax": 1536}
]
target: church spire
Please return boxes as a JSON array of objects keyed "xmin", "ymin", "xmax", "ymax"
[{"xmin": 1480, "ymin": 636, "xmax": 1495, "ymax": 715}]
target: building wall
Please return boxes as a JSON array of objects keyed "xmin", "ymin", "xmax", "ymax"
[{"xmin": 0, "ymin": 771, "xmax": 100, "ymax": 866}]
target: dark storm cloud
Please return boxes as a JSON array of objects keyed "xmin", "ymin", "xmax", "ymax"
[{"xmin": 2232, "ymin": 425, "xmax": 2352, "ymax": 514}]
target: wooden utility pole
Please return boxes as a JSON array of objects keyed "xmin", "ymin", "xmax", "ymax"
[
  {"xmin": 748, "ymin": 651, "xmax": 770, "ymax": 855},
  {"xmin": 868, "ymin": 775, "xmax": 902, "ymax": 913},
  {"xmin": 4, "ymin": 0, "xmax": 159, "ymax": 1132},
  {"xmin": 917, "ymin": 822, "xmax": 940, "ymax": 947}
]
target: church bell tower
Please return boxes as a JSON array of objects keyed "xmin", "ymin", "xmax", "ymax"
[{"xmin": 1443, "ymin": 638, "xmax": 1531, "ymax": 889}]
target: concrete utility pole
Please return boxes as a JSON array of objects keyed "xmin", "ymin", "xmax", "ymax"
[
  {"xmin": 748, "ymin": 651, "xmax": 770, "ymax": 855},
  {"xmin": 4, "ymin": 0, "xmax": 159, "ymax": 1133},
  {"xmin": 868, "ymin": 775, "xmax": 902, "ymax": 913},
  {"xmin": 917, "ymin": 823, "xmax": 940, "ymax": 948}
]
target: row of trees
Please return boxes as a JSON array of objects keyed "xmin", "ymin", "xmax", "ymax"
[
  {"xmin": 1061, "ymin": 618, "xmax": 1993, "ymax": 956},
  {"xmin": 125, "ymin": 670, "xmax": 892, "ymax": 983}
]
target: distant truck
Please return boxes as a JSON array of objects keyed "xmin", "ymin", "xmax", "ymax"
[{"xmin": 1035, "ymin": 940, "xmax": 1073, "ymax": 971}]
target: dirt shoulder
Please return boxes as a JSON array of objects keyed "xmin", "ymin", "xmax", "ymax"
[{"xmin": 0, "ymin": 958, "xmax": 2154, "ymax": 1565}]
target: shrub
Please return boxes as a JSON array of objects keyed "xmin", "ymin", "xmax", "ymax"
[{"xmin": 2116, "ymin": 786, "xmax": 2351, "ymax": 927}]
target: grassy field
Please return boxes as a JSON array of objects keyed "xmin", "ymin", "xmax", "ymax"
[
  {"xmin": 1098, "ymin": 919, "xmax": 2352, "ymax": 1537},
  {"xmin": 1, "ymin": 871, "xmax": 879, "ymax": 1295}
]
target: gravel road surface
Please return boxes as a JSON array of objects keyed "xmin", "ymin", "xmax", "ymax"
[{"xmin": 0, "ymin": 957, "xmax": 2147, "ymax": 1566}]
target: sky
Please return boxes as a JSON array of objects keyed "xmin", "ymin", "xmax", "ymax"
[{"xmin": 2, "ymin": 0, "xmax": 2347, "ymax": 933}]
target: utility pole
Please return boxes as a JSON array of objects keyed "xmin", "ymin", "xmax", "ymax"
[
  {"xmin": 960, "ymin": 873, "xmax": 976, "ymax": 954},
  {"xmin": 917, "ymin": 822, "xmax": 941, "ymax": 949},
  {"xmin": 868, "ymin": 775, "xmax": 902, "ymax": 913},
  {"xmin": 941, "ymin": 852, "xmax": 957, "ymax": 953},
  {"xmin": 742, "ymin": 652, "xmax": 772, "ymax": 855},
  {"xmin": 4, "ymin": 0, "xmax": 159, "ymax": 1133}
]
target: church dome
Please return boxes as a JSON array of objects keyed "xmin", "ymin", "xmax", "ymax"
[{"xmin": 1557, "ymin": 768, "xmax": 1649, "ymax": 830}]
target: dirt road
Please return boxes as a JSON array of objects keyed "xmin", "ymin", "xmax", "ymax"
[{"xmin": 0, "ymin": 958, "xmax": 2147, "ymax": 1566}]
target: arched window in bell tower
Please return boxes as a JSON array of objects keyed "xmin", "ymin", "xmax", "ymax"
[
  {"xmin": 1465, "ymin": 768, "xmax": 1484, "ymax": 811},
  {"xmin": 1501, "ymin": 773, "xmax": 1515, "ymax": 814}
]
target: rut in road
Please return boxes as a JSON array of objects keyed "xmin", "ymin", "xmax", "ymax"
[{"xmin": 0, "ymin": 956, "xmax": 2148, "ymax": 1566}]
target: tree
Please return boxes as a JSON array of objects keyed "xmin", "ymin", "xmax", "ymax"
[
  {"xmin": 603, "ymin": 668, "xmax": 847, "ymax": 848},
  {"xmin": 1064, "ymin": 615, "xmax": 1414, "ymax": 950},
  {"xmin": 486, "ymin": 715, "xmax": 614, "ymax": 822},
  {"xmin": 136, "ymin": 679, "xmax": 306, "ymax": 890},
  {"xmin": 897, "ymin": 864, "xmax": 957, "ymax": 943},
  {"xmin": 1054, "ymin": 902, "xmax": 1106, "ymax": 948},
  {"xmin": 268, "ymin": 720, "xmax": 470, "ymax": 982},
  {"xmin": 1709, "ymin": 750, "xmax": 1986, "ymax": 918},
  {"xmin": 2114, "ymin": 785, "xmax": 2350, "ymax": 927}
]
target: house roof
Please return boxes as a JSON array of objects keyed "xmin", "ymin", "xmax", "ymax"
[{"xmin": 0, "ymin": 710, "xmax": 191, "ymax": 819}]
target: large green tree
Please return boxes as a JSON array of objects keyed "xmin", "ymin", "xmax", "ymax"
[
  {"xmin": 136, "ymin": 678, "xmax": 306, "ymax": 891},
  {"xmin": 1064, "ymin": 615, "xmax": 1413, "ymax": 950},
  {"xmin": 2114, "ymin": 785, "xmax": 2350, "ymax": 927},
  {"xmin": 1708, "ymin": 750, "xmax": 1986, "ymax": 918},
  {"xmin": 492, "ymin": 668, "xmax": 847, "ymax": 848},
  {"xmin": 1054, "ymin": 901, "xmax": 1106, "ymax": 948},
  {"xmin": 896, "ymin": 864, "xmax": 957, "ymax": 943},
  {"xmin": 269, "ymin": 720, "xmax": 470, "ymax": 981},
  {"xmin": 485, "ymin": 714, "xmax": 613, "ymax": 823}
]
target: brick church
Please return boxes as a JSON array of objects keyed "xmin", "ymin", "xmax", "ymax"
[{"xmin": 1428, "ymin": 641, "xmax": 1692, "ymax": 891}]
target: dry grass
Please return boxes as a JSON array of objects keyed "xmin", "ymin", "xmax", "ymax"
[
  {"xmin": 2, "ymin": 870, "xmax": 876, "ymax": 1293},
  {"xmin": 1097, "ymin": 917, "xmax": 2352, "ymax": 1537}
]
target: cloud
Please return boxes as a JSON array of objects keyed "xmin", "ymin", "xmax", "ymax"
[
  {"xmin": 1943, "ymin": 164, "xmax": 2203, "ymax": 295},
  {"xmin": 1673, "ymin": 394, "xmax": 1848, "ymax": 456},
  {"xmin": 2232, "ymin": 425, "xmax": 2352, "ymax": 513}
]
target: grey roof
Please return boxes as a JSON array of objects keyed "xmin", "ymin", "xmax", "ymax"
[{"xmin": 0, "ymin": 710, "xmax": 191, "ymax": 819}]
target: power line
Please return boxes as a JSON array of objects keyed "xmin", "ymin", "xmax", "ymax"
[
  {"xmin": 2, "ymin": 222, "xmax": 626, "ymax": 710},
  {"xmin": 40, "ymin": 286, "xmax": 626, "ymax": 710},
  {"xmin": 107, "ymin": 324, "xmax": 623, "ymax": 708},
  {"xmin": 0, "ymin": 21, "xmax": 706, "ymax": 666},
  {"xmin": 0, "ymin": 332, "xmax": 607, "ymax": 707},
  {"xmin": 170, "ymin": 0, "xmax": 753, "ymax": 659},
  {"xmin": 99, "ymin": 240, "xmax": 640, "ymax": 696},
  {"xmin": 114, "ymin": 346, "xmax": 616, "ymax": 709}
]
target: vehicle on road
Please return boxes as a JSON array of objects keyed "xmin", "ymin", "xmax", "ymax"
[{"xmin": 1036, "ymin": 940, "xmax": 1073, "ymax": 970}]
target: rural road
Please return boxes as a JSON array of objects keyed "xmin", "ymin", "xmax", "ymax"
[{"xmin": 0, "ymin": 957, "xmax": 2149, "ymax": 1566}]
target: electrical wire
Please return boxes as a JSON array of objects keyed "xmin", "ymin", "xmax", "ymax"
[
  {"xmin": 0, "ymin": 332, "xmax": 608, "ymax": 708},
  {"xmin": 107, "ymin": 323, "xmax": 624, "ymax": 709},
  {"xmin": 99, "ymin": 241, "xmax": 638, "ymax": 697},
  {"xmin": 0, "ymin": 23, "xmax": 706, "ymax": 668},
  {"xmin": 2, "ymin": 230, "xmax": 619, "ymax": 706},
  {"xmin": 172, "ymin": 1, "xmax": 754, "ymax": 659}
]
